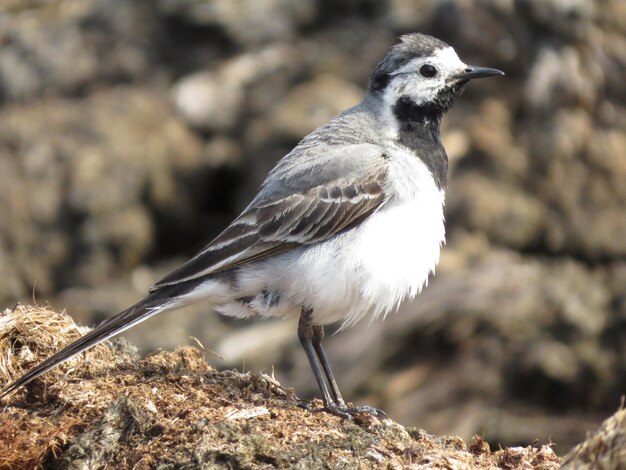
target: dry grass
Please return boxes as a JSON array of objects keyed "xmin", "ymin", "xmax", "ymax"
[
  {"xmin": 0, "ymin": 304, "xmax": 137, "ymax": 468},
  {"xmin": 0, "ymin": 304, "xmax": 585, "ymax": 469},
  {"xmin": 561, "ymin": 405, "xmax": 626, "ymax": 469}
]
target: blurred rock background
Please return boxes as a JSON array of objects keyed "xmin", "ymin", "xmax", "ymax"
[{"xmin": 1, "ymin": 0, "xmax": 624, "ymax": 455}]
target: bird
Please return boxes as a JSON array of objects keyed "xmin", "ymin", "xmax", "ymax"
[{"xmin": 0, "ymin": 33, "xmax": 503, "ymax": 417}]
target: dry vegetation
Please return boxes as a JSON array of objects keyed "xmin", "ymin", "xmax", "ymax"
[{"xmin": 0, "ymin": 305, "xmax": 621, "ymax": 469}]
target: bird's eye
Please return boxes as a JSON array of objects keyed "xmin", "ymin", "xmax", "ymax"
[{"xmin": 419, "ymin": 64, "xmax": 438, "ymax": 78}]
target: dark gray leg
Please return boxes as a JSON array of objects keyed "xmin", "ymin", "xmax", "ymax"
[
  {"xmin": 298, "ymin": 307, "xmax": 336, "ymax": 408},
  {"xmin": 298, "ymin": 307, "xmax": 384, "ymax": 419},
  {"xmin": 312, "ymin": 324, "xmax": 346, "ymax": 408}
]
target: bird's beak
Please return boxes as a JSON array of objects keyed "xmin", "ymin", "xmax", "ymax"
[{"xmin": 453, "ymin": 66, "xmax": 504, "ymax": 81}]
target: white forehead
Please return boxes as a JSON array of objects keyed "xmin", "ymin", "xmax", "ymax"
[
  {"xmin": 433, "ymin": 46, "xmax": 466, "ymax": 67},
  {"xmin": 394, "ymin": 46, "xmax": 466, "ymax": 75}
]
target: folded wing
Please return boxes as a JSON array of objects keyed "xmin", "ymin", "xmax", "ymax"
[{"xmin": 153, "ymin": 146, "xmax": 389, "ymax": 289}]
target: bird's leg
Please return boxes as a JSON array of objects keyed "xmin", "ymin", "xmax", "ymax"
[
  {"xmin": 311, "ymin": 324, "xmax": 346, "ymax": 408},
  {"xmin": 297, "ymin": 307, "xmax": 338, "ymax": 412},
  {"xmin": 298, "ymin": 307, "xmax": 384, "ymax": 419}
]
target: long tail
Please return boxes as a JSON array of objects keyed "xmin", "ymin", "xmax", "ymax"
[{"xmin": 1, "ymin": 285, "xmax": 191, "ymax": 399}]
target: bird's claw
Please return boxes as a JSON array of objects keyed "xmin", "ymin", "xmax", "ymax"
[{"xmin": 298, "ymin": 399, "xmax": 386, "ymax": 420}]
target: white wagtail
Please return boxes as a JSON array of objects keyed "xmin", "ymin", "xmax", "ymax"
[{"xmin": 1, "ymin": 33, "xmax": 502, "ymax": 417}]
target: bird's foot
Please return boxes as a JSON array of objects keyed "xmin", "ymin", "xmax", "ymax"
[
  {"xmin": 324, "ymin": 403, "xmax": 387, "ymax": 419},
  {"xmin": 298, "ymin": 399, "xmax": 387, "ymax": 420}
]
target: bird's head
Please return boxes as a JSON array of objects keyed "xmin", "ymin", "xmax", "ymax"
[{"xmin": 368, "ymin": 33, "xmax": 503, "ymax": 125}]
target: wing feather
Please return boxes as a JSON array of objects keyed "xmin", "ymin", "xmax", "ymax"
[{"xmin": 152, "ymin": 149, "xmax": 388, "ymax": 290}]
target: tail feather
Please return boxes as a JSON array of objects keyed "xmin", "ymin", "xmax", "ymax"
[{"xmin": 1, "ymin": 293, "xmax": 179, "ymax": 399}]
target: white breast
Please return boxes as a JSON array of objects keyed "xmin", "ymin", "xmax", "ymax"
[{"xmin": 338, "ymin": 150, "xmax": 446, "ymax": 327}]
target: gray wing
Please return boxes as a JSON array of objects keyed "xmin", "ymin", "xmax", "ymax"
[{"xmin": 152, "ymin": 143, "xmax": 389, "ymax": 289}]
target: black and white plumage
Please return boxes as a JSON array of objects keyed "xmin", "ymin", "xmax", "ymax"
[{"xmin": 0, "ymin": 33, "xmax": 502, "ymax": 416}]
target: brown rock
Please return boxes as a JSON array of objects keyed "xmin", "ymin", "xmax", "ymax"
[{"xmin": 0, "ymin": 87, "xmax": 204, "ymax": 295}]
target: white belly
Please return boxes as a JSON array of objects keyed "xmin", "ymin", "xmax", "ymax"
[
  {"xmin": 214, "ymin": 194, "xmax": 445, "ymax": 329},
  {"xmin": 340, "ymin": 193, "xmax": 445, "ymax": 326}
]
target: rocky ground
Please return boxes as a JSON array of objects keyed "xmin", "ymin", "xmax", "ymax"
[{"xmin": 1, "ymin": 0, "xmax": 625, "ymax": 458}]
